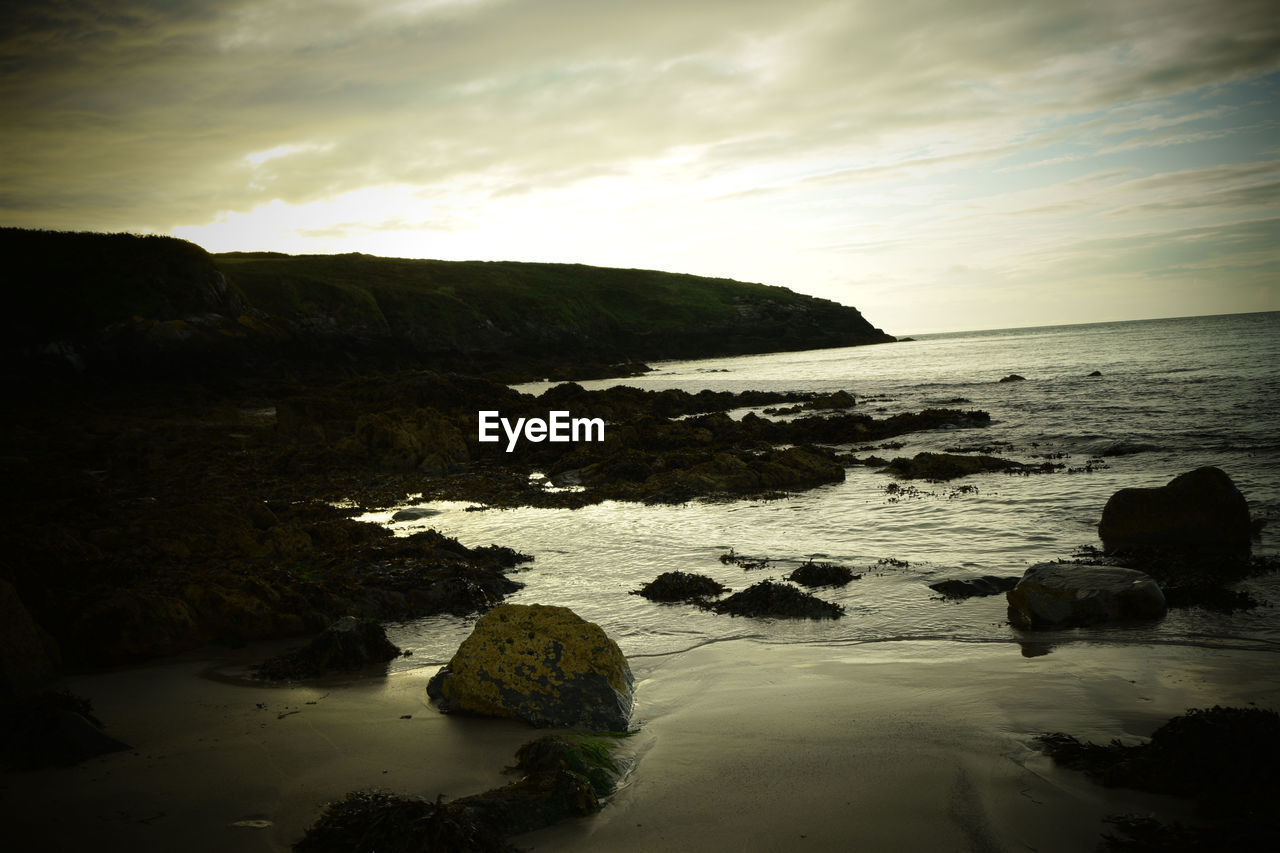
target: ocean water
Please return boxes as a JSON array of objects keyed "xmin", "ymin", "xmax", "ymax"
[{"xmin": 373, "ymin": 311, "xmax": 1280, "ymax": 666}]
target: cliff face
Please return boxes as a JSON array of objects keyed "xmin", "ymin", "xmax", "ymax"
[{"xmin": 2, "ymin": 229, "xmax": 893, "ymax": 380}]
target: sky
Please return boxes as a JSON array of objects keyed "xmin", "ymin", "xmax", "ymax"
[{"xmin": 2, "ymin": 1, "xmax": 1278, "ymax": 334}]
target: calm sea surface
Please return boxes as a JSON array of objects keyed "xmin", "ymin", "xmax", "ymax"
[{"xmin": 372, "ymin": 311, "xmax": 1280, "ymax": 666}]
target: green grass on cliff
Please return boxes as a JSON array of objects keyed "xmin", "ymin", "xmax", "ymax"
[
  {"xmin": 4, "ymin": 228, "xmax": 887, "ymax": 369},
  {"xmin": 214, "ymin": 251, "xmax": 810, "ymax": 337}
]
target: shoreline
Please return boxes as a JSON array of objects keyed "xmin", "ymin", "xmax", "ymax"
[{"xmin": 6, "ymin": 637, "xmax": 1277, "ymax": 851}]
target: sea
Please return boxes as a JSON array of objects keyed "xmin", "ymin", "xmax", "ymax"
[{"xmin": 370, "ymin": 311, "xmax": 1280, "ymax": 667}]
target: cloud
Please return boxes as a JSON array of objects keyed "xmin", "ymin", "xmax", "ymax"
[{"xmin": 2, "ymin": 0, "xmax": 1278, "ymax": 330}]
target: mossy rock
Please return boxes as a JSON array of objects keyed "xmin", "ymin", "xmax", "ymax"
[{"xmin": 426, "ymin": 604, "xmax": 632, "ymax": 730}]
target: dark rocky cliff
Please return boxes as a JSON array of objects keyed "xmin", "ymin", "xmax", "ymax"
[{"xmin": 3, "ymin": 228, "xmax": 894, "ymax": 381}]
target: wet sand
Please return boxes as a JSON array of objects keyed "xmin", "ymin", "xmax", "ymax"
[{"xmin": 5, "ymin": 638, "xmax": 1278, "ymax": 852}]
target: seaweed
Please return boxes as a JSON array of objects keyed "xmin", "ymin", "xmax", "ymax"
[
  {"xmin": 1037, "ymin": 706, "xmax": 1280, "ymax": 849},
  {"xmin": 294, "ymin": 734, "xmax": 627, "ymax": 852},
  {"xmin": 786, "ymin": 561, "xmax": 860, "ymax": 588},
  {"xmin": 631, "ymin": 571, "xmax": 727, "ymax": 603},
  {"xmin": 708, "ymin": 580, "xmax": 843, "ymax": 619}
]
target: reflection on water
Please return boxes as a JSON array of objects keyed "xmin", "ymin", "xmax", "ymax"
[{"xmin": 372, "ymin": 313, "xmax": 1280, "ymax": 666}]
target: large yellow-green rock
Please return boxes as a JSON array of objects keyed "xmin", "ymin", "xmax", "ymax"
[{"xmin": 426, "ymin": 604, "xmax": 632, "ymax": 730}]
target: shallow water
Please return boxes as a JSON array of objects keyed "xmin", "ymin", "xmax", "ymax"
[{"xmin": 369, "ymin": 311, "xmax": 1280, "ymax": 665}]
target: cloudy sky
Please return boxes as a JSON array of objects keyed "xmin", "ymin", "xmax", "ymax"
[{"xmin": 2, "ymin": 0, "xmax": 1278, "ymax": 333}]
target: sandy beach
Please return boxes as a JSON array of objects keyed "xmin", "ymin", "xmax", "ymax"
[{"xmin": 6, "ymin": 636, "xmax": 1277, "ymax": 852}]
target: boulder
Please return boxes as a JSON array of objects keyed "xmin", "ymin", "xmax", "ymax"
[
  {"xmin": 390, "ymin": 506, "xmax": 441, "ymax": 521},
  {"xmin": 1098, "ymin": 467, "xmax": 1252, "ymax": 557},
  {"xmin": 929, "ymin": 575, "xmax": 1019, "ymax": 599},
  {"xmin": 427, "ymin": 604, "xmax": 633, "ymax": 731},
  {"xmin": 1006, "ymin": 563, "xmax": 1166, "ymax": 630}
]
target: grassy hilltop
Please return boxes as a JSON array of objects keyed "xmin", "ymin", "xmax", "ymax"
[{"xmin": 3, "ymin": 228, "xmax": 893, "ymax": 379}]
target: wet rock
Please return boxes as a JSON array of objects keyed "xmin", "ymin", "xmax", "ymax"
[
  {"xmin": 998, "ymin": 374, "xmax": 1026, "ymax": 382},
  {"xmin": 881, "ymin": 451, "xmax": 1031, "ymax": 481},
  {"xmin": 1006, "ymin": 562, "xmax": 1166, "ymax": 630},
  {"xmin": 787, "ymin": 561, "xmax": 860, "ymax": 588},
  {"xmin": 390, "ymin": 506, "xmax": 442, "ymax": 521},
  {"xmin": 803, "ymin": 390, "xmax": 856, "ymax": 409},
  {"xmin": 253, "ymin": 616, "xmax": 401, "ymax": 681},
  {"xmin": 631, "ymin": 571, "xmax": 727, "ymax": 603},
  {"xmin": 1098, "ymin": 466, "xmax": 1253, "ymax": 558},
  {"xmin": 427, "ymin": 604, "xmax": 633, "ymax": 730},
  {"xmin": 1087, "ymin": 370, "xmax": 1102, "ymax": 377},
  {"xmin": 709, "ymin": 580, "xmax": 843, "ymax": 619},
  {"xmin": 928, "ymin": 575, "xmax": 1019, "ymax": 599},
  {"xmin": 1097, "ymin": 440, "xmax": 1159, "ymax": 457}
]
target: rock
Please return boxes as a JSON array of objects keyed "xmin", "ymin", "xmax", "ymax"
[
  {"xmin": 426, "ymin": 604, "xmax": 633, "ymax": 731},
  {"xmin": 390, "ymin": 506, "xmax": 441, "ymax": 521},
  {"xmin": 1087, "ymin": 370, "xmax": 1102, "ymax": 377},
  {"xmin": 1097, "ymin": 439, "xmax": 1159, "ymax": 457},
  {"xmin": 1005, "ymin": 562, "xmax": 1166, "ymax": 630},
  {"xmin": 0, "ymin": 579, "xmax": 61, "ymax": 692},
  {"xmin": 998, "ymin": 374, "xmax": 1026, "ymax": 382},
  {"xmin": 787, "ymin": 561, "xmax": 860, "ymax": 587},
  {"xmin": 708, "ymin": 580, "xmax": 843, "ymax": 619},
  {"xmin": 929, "ymin": 575, "xmax": 1019, "ymax": 599},
  {"xmin": 254, "ymin": 616, "xmax": 401, "ymax": 680},
  {"xmin": 631, "ymin": 571, "xmax": 726, "ymax": 603},
  {"xmin": 880, "ymin": 451, "xmax": 1032, "ymax": 481},
  {"xmin": 1098, "ymin": 467, "xmax": 1252, "ymax": 557},
  {"xmin": 803, "ymin": 390, "xmax": 856, "ymax": 410}
]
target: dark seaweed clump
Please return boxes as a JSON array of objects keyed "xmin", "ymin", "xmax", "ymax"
[
  {"xmin": 786, "ymin": 561, "xmax": 860, "ymax": 588},
  {"xmin": 631, "ymin": 571, "xmax": 727, "ymax": 603},
  {"xmin": 294, "ymin": 734, "xmax": 622, "ymax": 852},
  {"xmin": 1037, "ymin": 706, "xmax": 1280, "ymax": 850},
  {"xmin": 293, "ymin": 791, "xmax": 514, "ymax": 853},
  {"xmin": 709, "ymin": 580, "xmax": 842, "ymax": 619},
  {"xmin": 254, "ymin": 617, "xmax": 402, "ymax": 681}
]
